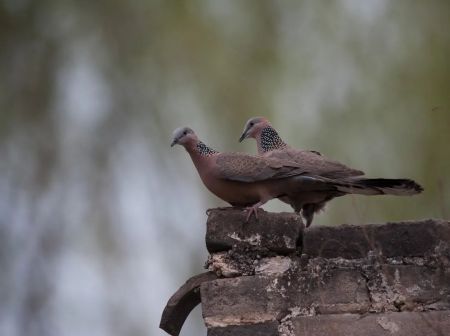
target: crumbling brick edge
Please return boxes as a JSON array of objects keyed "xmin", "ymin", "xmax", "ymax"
[
  {"xmin": 160, "ymin": 272, "xmax": 218, "ymax": 336},
  {"xmin": 160, "ymin": 209, "xmax": 450, "ymax": 336}
]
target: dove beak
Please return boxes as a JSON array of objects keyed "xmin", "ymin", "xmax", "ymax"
[
  {"xmin": 170, "ymin": 139, "xmax": 177, "ymax": 147},
  {"xmin": 239, "ymin": 131, "xmax": 248, "ymax": 143}
]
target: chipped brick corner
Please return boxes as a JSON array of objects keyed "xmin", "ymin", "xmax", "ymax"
[{"xmin": 161, "ymin": 208, "xmax": 450, "ymax": 336}]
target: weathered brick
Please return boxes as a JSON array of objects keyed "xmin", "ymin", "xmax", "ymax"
[
  {"xmin": 380, "ymin": 264, "xmax": 450, "ymax": 309},
  {"xmin": 201, "ymin": 268, "xmax": 370, "ymax": 327},
  {"xmin": 311, "ymin": 269, "xmax": 369, "ymax": 314},
  {"xmin": 161, "ymin": 218, "xmax": 450, "ymax": 336},
  {"xmin": 303, "ymin": 219, "xmax": 450, "ymax": 259},
  {"xmin": 207, "ymin": 322, "xmax": 279, "ymax": 336},
  {"xmin": 206, "ymin": 208, "xmax": 302, "ymax": 254},
  {"xmin": 372, "ymin": 220, "xmax": 450, "ymax": 257},
  {"xmin": 291, "ymin": 311, "xmax": 450, "ymax": 336},
  {"xmin": 160, "ymin": 272, "xmax": 217, "ymax": 336},
  {"xmin": 303, "ymin": 224, "xmax": 370, "ymax": 259},
  {"xmin": 275, "ymin": 268, "xmax": 370, "ymax": 314},
  {"xmin": 201, "ymin": 275, "xmax": 284, "ymax": 327}
]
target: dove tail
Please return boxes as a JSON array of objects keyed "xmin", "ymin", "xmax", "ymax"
[{"xmin": 335, "ymin": 178, "xmax": 424, "ymax": 196}]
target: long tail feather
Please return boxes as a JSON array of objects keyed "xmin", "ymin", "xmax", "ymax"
[{"xmin": 336, "ymin": 178, "xmax": 423, "ymax": 196}]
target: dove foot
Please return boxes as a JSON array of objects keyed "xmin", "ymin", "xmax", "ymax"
[
  {"xmin": 295, "ymin": 210, "xmax": 306, "ymax": 230},
  {"xmin": 244, "ymin": 202, "xmax": 264, "ymax": 222},
  {"xmin": 245, "ymin": 206, "xmax": 259, "ymax": 222}
]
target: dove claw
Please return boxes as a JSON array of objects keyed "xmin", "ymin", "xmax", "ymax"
[{"xmin": 245, "ymin": 205, "xmax": 260, "ymax": 222}]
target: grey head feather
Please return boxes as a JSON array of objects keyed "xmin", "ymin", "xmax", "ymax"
[{"xmin": 171, "ymin": 126, "xmax": 194, "ymax": 147}]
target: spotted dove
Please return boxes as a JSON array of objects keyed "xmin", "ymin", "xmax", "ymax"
[
  {"xmin": 171, "ymin": 126, "xmax": 368, "ymax": 221},
  {"xmin": 239, "ymin": 117, "xmax": 423, "ymax": 227}
]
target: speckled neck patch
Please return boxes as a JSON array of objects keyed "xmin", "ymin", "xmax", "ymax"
[
  {"xmin": 260, "ymin": 127, "xmax": 287, "ymax": 152},
  {"xmin": 196, "ymin": 142, "xmax": 218, "ymax": 156}
]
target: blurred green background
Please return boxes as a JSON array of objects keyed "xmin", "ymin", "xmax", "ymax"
[{"xmin": 1, "ymin": 1, "xmax": 449, "ymax": 336}]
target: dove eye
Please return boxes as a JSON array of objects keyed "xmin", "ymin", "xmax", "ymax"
[
  {"xmin": 183, "ymin": 131, "xmax": 187, "ymax": 135},
  {"xmin": 249, "ymin": 122, "xmax": 254, "ymax": 127}
]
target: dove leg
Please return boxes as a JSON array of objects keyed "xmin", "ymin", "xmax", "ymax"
[
  {"xmin": 244, "ymin": 199, "xmax": 268, "ymax": 222},
  {"xmin": 302, "ymin": 204, "xmax": 315, "ymax": 228},
  {"xmin": 302, "ymin": 202, "xmax": 327, "ymax": 228}
]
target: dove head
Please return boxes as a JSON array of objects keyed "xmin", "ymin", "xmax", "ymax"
[
  {"xmin": 239, "ymin": 117, "xmax": 270, "ymax": 142},
  {"xmin": 239, "ymin": 117, "xmax": 287, "ymax": 153},
  {"xmin": 171, "ymin": 127, "xmax": 198, "ymax": 148}
]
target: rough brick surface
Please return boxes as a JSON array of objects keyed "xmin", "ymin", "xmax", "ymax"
[
  {"xmin": 207, "ymin": 322, "xmax": 279, "ymax": 336},
  {"xmin": 377, "ymin": 264, "xmax": 450, "ymax": 310},
  {"xmin": 201, "ymin": 276, "xmax": 283, "ymax": 327},
  {"xmin": 201, "ymin": 266, "xmax": 371, "ymax": 327},
  {"xmin": 160, "ymin": 272, "xmax": 217, "ymax": 336},
  {"xmin": 291, "ymin": 311, "xmax": 450, "ymax": 336},
  {"xmin": 312, "ymin": 269, "xmax": 369, "ymax": 314},
  {"xmin": 160, "ymin": 216, "xmax": 450, "ymax": 336},
  {"xmin": 206, "ymin": 208, "xmax": 302, "ymax": 254},
  {"xmin": 303, "ymin": 219, "xmax": 450, "ymax": 259}
]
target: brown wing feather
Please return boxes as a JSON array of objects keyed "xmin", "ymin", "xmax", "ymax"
[
  {"xmin": 265, "ymin": 148, "xmax": 364, "ymax": 179},
  {"xmin": 216, "ymin": 152, "xmax": 305, "ymax": 183}
]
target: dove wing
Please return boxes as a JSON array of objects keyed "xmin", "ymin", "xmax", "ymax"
[
  {"xmin": 215, "ymin": 152, "xmax": 305, "ymax": 183},
  {"xmin": 265, "ymin": 148, "xmax": 365, "ymax": 179}
]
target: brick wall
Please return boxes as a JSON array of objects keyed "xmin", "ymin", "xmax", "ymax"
[{"xmin": 161, "ymin": 208, "xmax": 450, "ymax": 336}]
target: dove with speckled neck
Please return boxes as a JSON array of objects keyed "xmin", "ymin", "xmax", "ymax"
[
  {"xmin": 171, "ymin": 126, "xmax": 310, "ymax": 220},
  {"xmin": 239, "ymin": 117, "xmax": 423, "ymax": 227}
]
